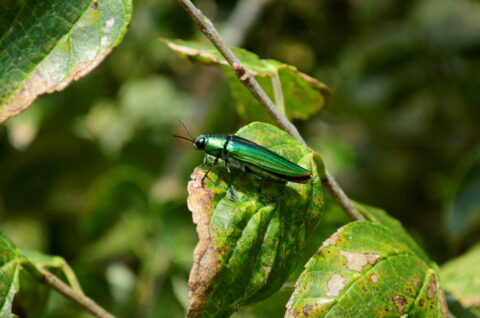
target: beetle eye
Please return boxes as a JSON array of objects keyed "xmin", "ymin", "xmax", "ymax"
[{"xmin": 195, "ymin": 137, "xmax": 205, "ymax": 150}]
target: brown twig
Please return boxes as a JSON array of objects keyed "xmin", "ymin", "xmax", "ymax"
[
  {"xmin": 177, "ymin": 0, "xmax": 305, "ymax": 145},
  {"xmin": 38, "ymin": 267, "xmax": 115, "ymax": 318},
  {"xmin": 177, "ymin": 0, "xmax": 364, "ymax": 221}
]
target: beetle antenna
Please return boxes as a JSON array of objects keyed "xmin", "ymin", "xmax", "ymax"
[
  {"xmin": 173, "ymin": 135, "xmax": 195, "ymax": 143},
  {"xmin": 178, "ymin": 120, "xmax": 195, "ymax": 141}
]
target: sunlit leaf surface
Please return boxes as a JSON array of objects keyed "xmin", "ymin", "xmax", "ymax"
[
  {"xmin": 441, "ymin": 242, "xmax": 480, "ymax": 312},
  {"xmin": 286, "ymin": 206, "xmax": 448, "ymax": 317},
  {"xmin": 0, "ymin": 0, "xmax": 132, "ymax": 123},
  {"xmin": 186, "ymin": 122, "xmax": 324, "ymax": 317}
]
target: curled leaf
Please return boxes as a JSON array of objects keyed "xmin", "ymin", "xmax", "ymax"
[
  {"xmin": 186, "ymin": 122, "xmax": 324, "ymax": 317},
  {"xmin": 163, "ymin": 39, "xmax": 330, "ymax": 123}
]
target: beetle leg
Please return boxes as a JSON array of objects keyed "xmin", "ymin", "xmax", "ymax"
[
  {"xmin": 222, "ymin": 138, "xmax": 232, "ymax": 174},
  {"xmin": 201, "ymin": 155, "xmax": 219, "ymax": 186},
  {"xmin": 227, "ymin": 186, "xmax": 236, "ymax": 202},
  {"xmin": 224, "ymin": 158, "xmax": 231, "ymax": 173},
  {"xmin": 203, "ymin": 152, "xmax": 208, "ymax": 165}
]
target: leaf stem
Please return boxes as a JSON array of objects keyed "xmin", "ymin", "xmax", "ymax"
[
  {"xmin": 37, "ymin": 267, "xmax": 115, "ymax": 318},
  {"xmin": 272, "ymin": 72, "xmax": 285, "ymax": 116},
  {"xmin": 177, "ymin": 0, "xmax": 364, "ymax": 221}
]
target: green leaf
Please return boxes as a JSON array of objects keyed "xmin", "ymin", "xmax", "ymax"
[
  {"xmin": 0, "ymin": 231, "xmax": 82, "ymax": 317},
  {"xmin": 21, "ymin": 248, "xmax": 83, "ymax": 293},
  {"xmin": 186, "ymin": 122, "xmax": 324, "ymax": 317},
  {"xmin": 0, "ymin": 232, "xmax": 22, "ymax": 317},
  {"xmin": 286, "ymin": 221, "xmax": 448, "ymax": 317},
  {"xmin": 355, "ymin": 202, "xmax": 434, "ymax": 267},
  {"xmin": 0, "ymin": 0, "xmax": 133, "ymax": 124},
  {"xmin": 441, "ymin": 242, "xmax": 480, "ymax": 312},
  {"xmin": 163, "ymin": 39, "xmax": 330, "ymax": 123}
]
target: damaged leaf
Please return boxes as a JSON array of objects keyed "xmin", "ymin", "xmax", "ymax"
[
  {"xmin": 186, "ymin": 122, "xmax": 324, "ymax": 317},
  {"xmin": 163, "ymin": 39, "xmax": 330, "ymax": 123},
  {"xmin": 286, "ymin": 220, "xmax": 448, "ymax": 317},
  {"xmin": 0, "ymin": 0, "xmax": 133, "ymax": 123},
  {"xmin": 356, "ymin": 202, "xmax": 434, "ymax": 267}
]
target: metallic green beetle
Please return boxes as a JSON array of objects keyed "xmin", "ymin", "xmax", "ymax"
[{"xmin": 174, "ymin": 121, "xmax": 312, "ymax": 185}]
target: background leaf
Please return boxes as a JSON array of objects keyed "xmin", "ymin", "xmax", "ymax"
[
  {"xmin": 21, "ymin": 248, "xmax": 82, "ymax": 293},
  {"xmin": 163, "ymin": 39, "xmax": 330, "ymax": 123},
  {"xmin": 441, "ymin": 242, "xmax": 480, "ymax": 314},
  {"xmin": 286, "ymin": 221, "xmax": 448, "ymax": 317},
  {"xmin": 0, "ymin": 0, "xmax": 132, "ymax": 123},
  {"xmin": 0, "ymin": 231, "xmax": 83, "ymax": 317},
  {"xmin": 186, "ymin": 122, "xmax": 324, "ymax": 317},
  {"xmin": 444, "ymin": 147, "xmax": 480, "ymax": 249}
]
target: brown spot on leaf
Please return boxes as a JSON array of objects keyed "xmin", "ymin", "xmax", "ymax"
[
  {"xmin": 318, "ymin": 227, "xmax": 344, "ymax": 252},
  {"xmin": 326, "ymin": 273, "xmax": 346, "ymax": 297},
  {"xmin": 303, "ymin": 305, "xmax": 313, "ymax": 317},
  {"xmin": 393, "ymin": 294, "xmax": 408, "ymax": 314},
  {"xmin": 419, "ymin": 299, "xmax": 424, "ymax": 307},
  {"xmin": 339, "ymin": 250, "xmax": 380, "ymax": 272},
  {"xmin": 412, "ymin": 277, "xmax": 420, "ymax": 288},
  {"xmin": 427, "ymin": 275, "xmax": 437, "ymax": 299},
  {"xmin": 438, "ymin": 288, "xmax": 449, "ymax": 316},
  {"xmin": 91, "ymin": 2, "xmax": 98, "ymax": 10},
  {"xmin": 186, "ymin": 168, "xmax": 220, "ymax": 317},
  {"xmin": 370, "ymin": 274, "xmax": 379, "ymax": 283}
]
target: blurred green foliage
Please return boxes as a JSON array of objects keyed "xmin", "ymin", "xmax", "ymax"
[{"xmin": 1, "ymin": 0, "xmax": 479, "ymax": 317}]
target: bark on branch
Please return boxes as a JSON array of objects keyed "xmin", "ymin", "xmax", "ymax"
[{"xmin": 176, "ymin": 0, "xmax": 364, "ymax": 221}]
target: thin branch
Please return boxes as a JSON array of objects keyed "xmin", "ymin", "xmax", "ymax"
[
  {"xmin": 177, "ymin": 0, "xmax": 305, "ymax": 145},
  {"xmin": 322, "ymin": 170, "xmax": 364, "ymax": 221},
  {"xmin": 177, "ymin": 0, "xmax": 364, "ymax": 221},
  {"xmin": 38, "ymin": 267, "xmax": 115, "ymax": 318}
]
